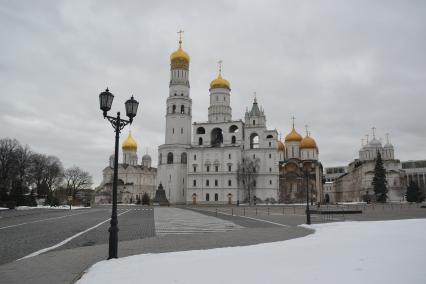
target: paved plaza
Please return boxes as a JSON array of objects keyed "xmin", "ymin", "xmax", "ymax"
[{"xmin": 0, "ymin": 204, "xmax": 425, "ymax": 283}]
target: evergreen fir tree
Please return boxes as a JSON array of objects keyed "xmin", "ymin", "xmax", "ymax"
[
  {"xmin": 142, "ymin": 192, "xmax": 150, "ymax": 205},
  {"xmin": 406, "ymin": 181, "xmax": 425, "ymax": 203},
  {"xmin": 372, "ymin": 151, "xmax": 388, "ymax": 203}
]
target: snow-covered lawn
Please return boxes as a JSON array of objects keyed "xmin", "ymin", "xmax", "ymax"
[
  {"xmin": 77, "ymin": 219, "xmax": 426, "ymax": 284},
  {"xmin": 0, "ymin": 207, "xmax": 9, "ymax": 210},
  {"xmin": 16, "ymin": 205, "xmax": 90, "ymax": 210}
]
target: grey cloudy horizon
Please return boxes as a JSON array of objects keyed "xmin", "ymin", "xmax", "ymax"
[{"xmin": 1, "ymin": 0, "xmax": 425, "ymax": 186}]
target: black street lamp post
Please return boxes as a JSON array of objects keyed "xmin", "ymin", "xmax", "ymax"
[
  {"xmin": 99, "ymin": 88, "xmax": 139, "ymax": 259},
  {"xmin": 305, "ymin": 168, "xmax": 311, "ymax": 225},
  {"xmin": 300, "ymin": 161, "xmax": 316, "ymax": 225}
]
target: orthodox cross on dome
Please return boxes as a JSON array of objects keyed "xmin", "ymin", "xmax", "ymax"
[
  {"xmin": 291, "ymin": 115, "xmax": 296, "ymax": 129},
  {"xmin": 372, "ymin": 126, "xmax": 376, "ymax": 139},
  {"xmin": 177, "ymin": 30, "xmax": 184, "ymax": 46},
  {"xmin": 361, "ymin": 138, "xmax": 364, "ymax": 146},
  {"xmin": 217, "ymin": 60, "xmax": 223, "ymax": 75},
  {"xmin": 386, "ymin": 133, "xmax": 390, "ymax": 144},
  {"xmin": 253, "ymin": 91, "xmax": 257, "ymax": 103},
  {"xmin": 365, "ymin": 134, "xmax": 369, "ymax": 143},
  {"xmin": 305, "ymin": 124, "xmax": 309, "ymax": 136}
]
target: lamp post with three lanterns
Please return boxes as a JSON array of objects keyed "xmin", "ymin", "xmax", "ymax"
[{"xmin": 99, "ymin": 88, "xmax": 139, "ymax": 259}]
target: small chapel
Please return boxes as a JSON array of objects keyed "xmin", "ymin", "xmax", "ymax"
[{"xmin": 94, "ymin": 132, "xmax": 157, "ymax": 204}]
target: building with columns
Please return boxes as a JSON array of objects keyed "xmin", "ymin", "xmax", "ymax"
[
  {"xmin": 95, "ymin": 132, "xmax": 157, "ymax": 204},
  {"xmin": 157, "ymin": 37, "xmax": 323, "ymax": 204},
  {"xmin": 402, "ymin": 160, "xmax": 426, "ymax": 193}
]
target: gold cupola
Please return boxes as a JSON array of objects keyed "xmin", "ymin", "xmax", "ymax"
[
  {"xmin": 300, "ymin": 134, "xmax": 318, "ymax": 149},
  {"xmin": 210, "ymin": 60, "xmax": 230, "ymax": 90},
  {"xmin": 170, "ymin": 31, "xmax": 190, "ymax": 70},
  {"xmin": 285, "ymin": 128, "xmax": 303, "ymax": 142},
  {"xmin": 277, "ymin": 140, "xmax": 285, "ymax": 152},
  {"xmin": 122, "ymin": 132, "xmax": 138, "ymax": 152}
]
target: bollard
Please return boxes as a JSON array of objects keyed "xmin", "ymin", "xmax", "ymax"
[{"xmin": 215, "ymin": 208, "xmax": 218, "ymax": 217}]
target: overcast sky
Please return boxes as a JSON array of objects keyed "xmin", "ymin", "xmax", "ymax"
[{"xmin": 1, "ymin": 0, "xmax": 425, "ymax": 186}]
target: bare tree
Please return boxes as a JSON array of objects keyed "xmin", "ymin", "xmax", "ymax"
[
  {"xmin": 63, "ymin": 166, "xmax": 93, "ymax": 199},
  {"xmin": 0, "ymin": 138, "xmax": 20, "ymax": 198},
  {"xmin": 236, "ymin": 156, "xmax": 260, "ymax": 205},
  {"xmin": 44, "ymin": 156, "xmax": 63, "ymax": 192},
  {"xmin": 29, "ymin": 153, "xmax": 49, "ymax": 196}
]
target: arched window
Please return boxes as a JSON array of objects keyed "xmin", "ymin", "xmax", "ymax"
[
  {"xmin": 206, "ymin": 193, "xmax": 210, "ymax": 201},
  {"xmin": 266, "ymin": 134, "xmax": 273, "ymax": 139},
  {"xmin": 172, "ymin": 105, "xmax": 176, "ymax": 113},
  {"xmin": 250, "ymin": 133, "xmax": 259, "ymax": 149},
  {"xmin": 199, "ymin": 137, "xmax": 203, "ymax": 145},
  {"xmin": 229, "ymin": 125, "xmax": 239, "ymax": 133},
  {"xmin": 253, "ymin": 120, "xmax": 256, "ymax": 125},
  {"xmin": 180, "ymin": 105, "xmax": 185, "ymax": 114},
  {"xmin": 215, "ymin": 193, "xmax": 219, "ymax": 201},
  {"xmin": 167, "ymin": 152, "xmax": 173, "ymax": 164},
  {"xmin": 228, "ymin": 179, "xmax": 232, "ymax": 186},
  {"xmin": 181, "ymin": 152, "xmax": 187, "ymax": 164},
  {"xmin": 231, "ymin": 136, "xmax": 236, "ymax": 144},
  {"xmin": 211, "ymin": 128, "xmax": 223, "ymax": 147},
  {"xmin": 196, "ymin": 127, "xmax": 206, "ymax": 134}
]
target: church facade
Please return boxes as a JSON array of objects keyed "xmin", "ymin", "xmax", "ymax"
[
  {"xmin": 94, "ymin": 133, "xmax": 157, "ymax": 204},
  {"xmin": 332, "ymin": 130, "xmax": 406, "ymax": 203},
  {"xmin": 157, "ymin": 38, "xmax": 323, "ymax": 204}
]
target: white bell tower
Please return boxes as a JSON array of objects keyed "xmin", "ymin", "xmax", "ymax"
[{"xmin": 157, "ymin": 31, "xmax": 192, "ymax": 204}]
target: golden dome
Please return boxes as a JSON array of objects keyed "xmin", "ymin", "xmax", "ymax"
[
  {"xmin": 122, "ymin": 132, "xmax": 137, "ymax": 151},
  {"xmin": 210, "ymin": 73, "xmax": 230, "ymax": 90},
  {"xmin": 285, "ymin": 128, "xmax": 303, "ymax": 142},
  {"xmin": 170, "ymin": 46, "xmax": 190, "ymax": 63},
  {"xmin": 300, "ymin": 135, "xmax": 318, "ymax": 149},
  {"xmin": 277, "ymin": 140, "xmax": 285, "ymax": 151}
]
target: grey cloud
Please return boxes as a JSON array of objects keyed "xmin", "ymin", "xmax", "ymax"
[{"xmin": 0, "ymin": 0, "xmax": 425, "ymax": 185}]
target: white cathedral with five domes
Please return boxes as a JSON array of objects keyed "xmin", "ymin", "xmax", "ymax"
[{"xmin": 157, "ymin": 36, "xmax": 323, "ymax": 204}]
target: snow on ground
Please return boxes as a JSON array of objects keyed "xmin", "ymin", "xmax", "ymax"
[
  {"xmin": 16, "ymin": 205, "xmax": 90, "ymax": 210},
  {"xmin": 0, "ymin": 207, "xmax": 9, "ymax": 210},
  {"xmin": 77, "ymin": 219, "xmax": 426, "ymax": 284}
]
